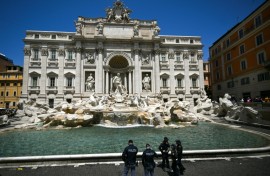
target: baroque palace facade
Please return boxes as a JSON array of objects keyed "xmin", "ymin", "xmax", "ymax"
[{"xmin": 21, "ymin": 1, "xmax": 204, "ymax": 107}]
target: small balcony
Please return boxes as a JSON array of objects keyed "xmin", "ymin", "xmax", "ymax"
[
  {"xmin": 30, "ymin": 58, "xmax": 41, "ymax": 67},
  {"xmin": 65, "ymin": 59, "xmax": 76, "ymax": 68},
  {"xmin": 28, "ymin": 86, "xmax": 40, "ymax": 94},
  {"xmin": 160, "ymin": 87, "xmax": 170, "ymax": 94},
  {"xmin": 175, "ymin": 87, "xmax": 185, "ymax": 94},
  {"xmin": 189, "ymin": 65, "xmax": 199, "ymax": 70},
  {"xmin": 160, "ymin": 61, "xmax": 169, "ymax": 69},
  {"xmin": 190, "ymin": 87, "xmax": 200, "ymax": 94},
  {"xmin": 46, "ymin": 86, "xmax": 58, "ymax": 94},
  {"xmin": 47, "ymin": 59, "xmax": 59, "ymax": 67},
  {"xmin": 63, "ymin": 86, "xmax": 75, "ymax": 94}
]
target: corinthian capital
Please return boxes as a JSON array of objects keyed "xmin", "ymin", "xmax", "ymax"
[
  {"xmin": 41, "ymin": 48, "xmax": 48, "ymax": 56},
  {"xmin": 58, "ymin": 49, "xmax": 65, "ymax": 56},
  {"xmin": 24, "ymin": 48, "xmax": 31, "ymax": 56}
]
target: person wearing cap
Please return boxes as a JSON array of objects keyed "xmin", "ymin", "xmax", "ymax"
[
  {"xmin": 175, "ymin": 139, "xmax": 185, "ymax": 175},
  {"xmin": 158, "ymin": 137, "xmax": 171, "ymax": 171},
  {"xmin": 122, "ymin": 140, "xmax": 138, "ymax": 176},
  {"xmin": 142, "ymin": 144, "xmax": 158, "ymax": 176}
]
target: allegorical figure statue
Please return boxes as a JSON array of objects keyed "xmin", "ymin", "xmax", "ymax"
[
  {"xmin": 112, "ymin": 73, "xmax": 126, "ymax": 94},
  {"xmin": 85, "ymin": 73, "xmax": 95, "ymax": 92},
  {"xmin": 142, "ymin": 74, "xmax": 151, "ymax": 91}
]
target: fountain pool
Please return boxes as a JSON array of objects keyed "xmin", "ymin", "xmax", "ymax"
[{"xmin": 0, "ymin": 122, "xmax": 269, "ymax": 157}]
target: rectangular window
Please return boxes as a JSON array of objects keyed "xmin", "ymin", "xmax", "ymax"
[
  {"xmin": 241, "ymin": 60, "xmax": 247, "ymax": 70},
  {"xmin": 34, "ymin": 34, "xmax": 39, "ymax": 39},
  {"xmin": 258, "ymin": 72, "xmax": 270, "ymax": 82},
  {"xmin": 192, "ymin": 78, "xmax": 197, "ymax": 87},
  {"xmin": 256, "ymin": 34, "xmax": 263, "ymax": 46},
  {"xmin": 13, "ymin": 91, "xmax": 17, "ymax": 96},
  {"xmin": 226, "ymin": 39, "xmax": 230, "ymax": 47},
  {"xmin": 215, "ymin": 60, "xmax": 218, "ymax": 67},
  {"xmin": 161, "ymin": 54, "xmax": 166, "ymax": 61},
  {"xmin": 238, "ymin": 29, "xmax": 244, "ymax": 39},
  {"xmin": 51, "ymin": 50, "xmax": 56, "ymax": 60},
  {"xmin": 50, "ymin": 77, "xmax": 55, "ymax": 87},
  {"xmin": 6, "ymin": 91, "xmax": 9, "ymax": 96},
  {"xmin": 32, "ymin": 77, "xmax": 38, "ymax": 86},
  {"xmin": 51, "ymin": 35, "xmax": 56, "ymax": 39},
  {"xmin": 176, "ymin": 39, "xmax": 179, "ymax": 43},
  {"xmin": 241, "ymin": 77, "xmax": 250, "ymax": 85},
  {"xmin": 227, "ymin": 66, "xmax": 232, "ymax": 75},
  {"xmin": 67, "ymin": 77, "xmax": 72, "ymax": 87},
  {"xmin": 162, "ymin": 78, "xmax": 167, "ymax": 87},
  {"xmin": 176, "ymin": 53, "xmax": 181, "ymax": 61},
  {"xmin": 177, "ymin": 79, "xmax": 182, "ymax": 87},
  {"xmin": 1, "ymin": 83, "xmax": 4, "ymax": 86},
  {"xmin": 239, "ymin": 45, "xmax": 245, "ymax": 55},
  {"xmin": 68, "ymin": 51, "xmax": 73, "ymax": 60},
  {"xmin": 13, "ymin": 102, "xmax": 16, "ymax": 106},
  {"xmin": 1, "ymin": 91, "xmax": 3, "ymax": 96},
  {"xmin": 216, "ymin": 72, "xmax": 220, "ymax": 80},
  {"xmin": 34, "ymin": 49, "xmax": 39, "ymax": 59},
  {"xmin": 257, "ymin": 52, "xmax": 265, "ymax": 65},
  {"xmin": 226, "ymin": 53, "xmax": 231, "ymax": 61},
  {"xmin": 255, "ymin": 15, "xmax": 262, "ymax": 28},
  {"xmin": 190, "ymin": 53, "xmax": 196, "ymax": 62}
]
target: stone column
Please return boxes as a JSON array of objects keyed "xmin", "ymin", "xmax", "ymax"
[
  {"xmin": 75, "ymin": 43, "xmax": 82, "ymax": 97},
  {"xmin": 105, "ymin": 70, "xmax": 109, "ymax": 94},
  {"xmin": 183, "ymin": 51, "xmax": 191, "ymax": 96},
  {"xmin": 57, "ymin": 47, "xmax": 65, "ymax": 96},
  {"xmin": 154, "ymin": 49, "xmax": 160, "ymax": 94},
  {"xmin": 21, "ymin": 47, "xmax": 31, "ymax": 100},
  {"xmin": 96, "ymin": 42, "xmax": 103, "ymax": 94},
  {"xmin": 134, "ymin": 43, "xmax": 140, "ymax": 94},
  {"xmin": 197, "ymin": 52, "xmax": 204, "ymax": 90},
  {"xmin": 128, "ymin": 71, "xmax": 132, "ymax": 94},
  {"xmin": 169, "ymin": 51, "xmax": 175, "ymax": 95},
  {"xmin": 40, "ymin": 47, "xmax": 48, "ymax": 102},
  {"xmin": 124, "ymin": 74, "xmax": 127, "ymax": 88}
]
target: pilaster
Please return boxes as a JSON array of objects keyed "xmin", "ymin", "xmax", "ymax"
[
  {"xmin": 133, "ymin": 43, "xmax": 140, "ymax": 94},
  {"xmin": 75, "ymin": 43, "xmax": 82, "ymax": 95},
  {"xmin": 154, "ymin": 49, "xmax": 160, "ymax": 94},
  {"xmin": 96, "ymin": 41, "xmax": 104, "ymax": 94},
  {"xmin": 21, "ymin": 47, "xmax": 31, "ymax": 100},
  {"xmin": 40, "ymin": 47, "xmax": 48, "ymax": 98}
]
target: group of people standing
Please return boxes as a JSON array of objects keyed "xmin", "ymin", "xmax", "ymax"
[{"xmin": 122, "ymin": 137, "xmax": 185, "ymax": 176}]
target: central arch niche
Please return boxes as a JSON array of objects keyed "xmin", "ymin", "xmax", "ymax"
[{"xmin": 109, "ymin": 56, "xmax": 129, "ymax": 69}]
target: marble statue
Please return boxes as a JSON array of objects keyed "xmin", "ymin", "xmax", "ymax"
[
  {"xmin": 142, "ymin": 74, "xmax": 151, "ymax": 91},
  {"xmin": 112, "ymin": 73, "xmax": 127, "ymax": 94},
  {"xmin": 97, "ymin": 22, "xmax": 104, "ymax": 35},
  {"xmin": 153, "ymin": 25, "xmax": 160, "ymax": 36},
  {"xmin": 85, "ymin": 73, "xmax": 95, "ymax": 92}
]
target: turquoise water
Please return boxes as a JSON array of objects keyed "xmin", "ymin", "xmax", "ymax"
[{"xmin": 0, "ymin": 122, "xmax": 269, "ymax": 157}]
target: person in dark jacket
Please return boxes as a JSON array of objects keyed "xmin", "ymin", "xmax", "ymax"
[
  {"xmin": 175, "ymin": 139, "xmax": 185, "ymax": 175},
  {"xmin": 142, "ymin": 144, "xmax": 158, "ymax": 176},
  {"xmin": 122, "ymin": 140, "xmax": 138, "ymax": 176},
  {"xmin": 171, "ymin": 144, "xmax": 179, "ymax": 176},
  {"xmin": 158, "ymin": 137, "xmax": 170, "ymax": 170}
]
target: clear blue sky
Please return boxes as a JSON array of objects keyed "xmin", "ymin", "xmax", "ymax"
[{"xmin": 0, "ymin": 0, "xmax": 266, "ymax": 66}]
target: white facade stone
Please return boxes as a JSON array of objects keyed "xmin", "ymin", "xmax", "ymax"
[{"xmin": 21, "ymin": 1, "xmax": 204, "ymax": 107}]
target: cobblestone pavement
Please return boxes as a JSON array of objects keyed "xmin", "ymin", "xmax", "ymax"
[{"xmin": 1, "ymin": 155, "xmax": 270, "ymax": 176}]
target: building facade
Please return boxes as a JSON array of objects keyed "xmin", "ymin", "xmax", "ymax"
[
  {"xmin": 209, "ymin": 1, "xmax": 270, "ymax": 101},
  {"xmin": 0, "ymin": 53, "xmax": 13, "ymax": 72},
  {"xmin": 0, "ymin": 65, "xmax": 23, "ymax": 109},
  {"xmin": 21, "ymin": 1, "xmax": 204, "ymax": 107}
]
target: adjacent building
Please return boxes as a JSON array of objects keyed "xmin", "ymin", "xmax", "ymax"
[
  {"xmin": 21, "ymin": 0, "xmax": 204, "ymax": 108},
  {"xmin": 209, "ymin": 0, "xmax": 270, "ymax": 101},
  {"xmin": 0, "ymin": 53, "xmax": 13, "ymax": 72},
  {"xmin": 0, "ymin": 65, "xmax": 23, "ymax": 109}
]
